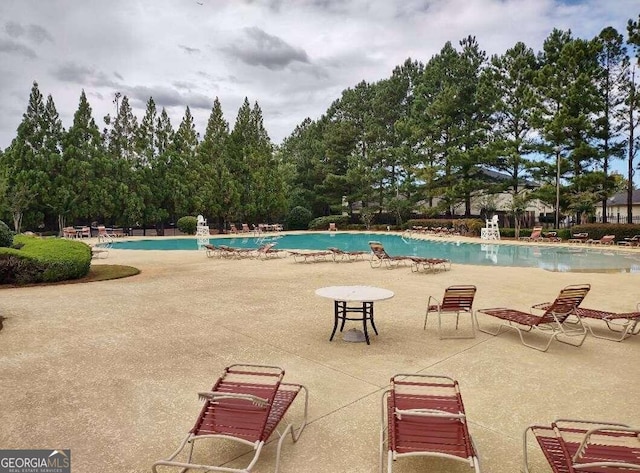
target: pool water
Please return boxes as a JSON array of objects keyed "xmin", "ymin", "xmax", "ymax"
[{"xmin": 108, "ymin": 232, "xmax": 640, "ymax": 273}]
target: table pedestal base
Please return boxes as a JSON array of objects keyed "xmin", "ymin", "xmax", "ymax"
[{"xmin": 330, "ymin": 301, "xmax": 378, "ymax": 345}]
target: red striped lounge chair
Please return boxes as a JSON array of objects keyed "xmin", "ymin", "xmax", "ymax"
[
  {"xmin": 523, "ymin": 418, "xmax": 640, "ymax": 473},
  {"xmin": 531, "ymin": 302, "xmax": 640, "ymax": 342},
  {"xmin": 152, "ymin": 364, "xmax": 308, "ymax": 473},
  {"xmin": 475, "ymin": 284, "xmax": 591, "ymax": 352},
  {"xmin": 327, "ymin": 247, "xmax": 369, "ymax": 262},
  {"xmin": 425, "ymin": 285, "xmax": 477, "ymax": 339},
  {"xmin": 410, "ymin": 256, "xmax": 451, "ymax": 273},
  {"xmin": 289, "ymin": 250, "xmax": 332, "ymax": 263},
  {"xmin": 368, "ymin": 241, "xmax": 414, "ymax": 269},
  {"xmin": 380, "ymin": 374, "xmax": 480, "ymax": 473}
]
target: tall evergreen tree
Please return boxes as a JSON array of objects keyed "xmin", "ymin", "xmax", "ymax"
[
  {"xmin": 593, "ymin": 27, "xmax": 630, "ymax": 222},
  {"xmin": 488, "ymin": 42, "xmax": 539, "ymax": 195},
  {"xmin": 2, "ymin": 81, "xmax": 49, "ymax": 231},
  {"xmin": 196, "ymin": 97, "xmax": 238, "ymax": 229}
]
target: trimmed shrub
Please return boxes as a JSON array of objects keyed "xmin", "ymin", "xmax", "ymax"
[
  {"xmin": 0, "ymin": 220, "xmax": 14, "ymax": 248},
  {"xmin": 177, "ymin": 216, "xmax": 198, "ymax": 235},
  {"xmin": 568, "ymin": 223, "xmax": 640, "ymax": 241},
  {"xmin": 286, "ymin": 206, "xmax": 313, "ymax": 230},
  {"xmin": 308, "ymin": 215, "xmax": 350, "ymax": 230},
  {"xmin": 0, "ymin": 235, "xmax": 91, "ymax": 285}
]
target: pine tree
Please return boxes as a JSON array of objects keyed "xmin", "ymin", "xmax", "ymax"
[
  {"xmin": 594, "ymin": 27, "xmax": 629, "ymax": 222},
  {"xmin": 2, "ymin": 81, "xmax": 49, "ymax": 231},
  {"xmin": 196, "ymin": 97, "xmax": 238, "ymax": 229}
]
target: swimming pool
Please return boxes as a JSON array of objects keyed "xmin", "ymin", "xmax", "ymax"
[{"xmin": 108, "ymin": 233, "xmax": 640, "ymax": 273}]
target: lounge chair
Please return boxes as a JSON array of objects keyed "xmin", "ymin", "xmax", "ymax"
[
  {"xmin": 327, "ymin": 247, "xmax": 368, "ymax": 262},
  {"xmin": 523, "ymin": 418, "xmax": 640, "ymax": 473},
  {"xmin": 152, "ymin": 364, "xmax": 308, "ymax": 473},
  {"xmin": 475, "ymin": 284, "xmax": 591, "ymax": 352},
  {"xmin": 203, "ymin": 244, "xmax": 219, "ymax": 258},
  {"xmin": 328, "ymin": 222, "xmax": 337, "ymax": 231},
  {"xmin": 531, "ymin": 302, "xmax": 640, "ymax": 342},
  {"xmin": 78, "ymin": 226, "xmax": 91, "ymax": 238},
  {"xmin": 568, "ymin": 232, "xmax": 589, "ymax": 243},
  {"xmin": 586, "ymin": 234, "xmax": 615, "ymax": 245},
  {"xmin": 97, "ymin": 225, "xmax": 115, "ymax": 241},
  {"xmin": 368, "ymin": 241, "xmax": 414, "ymax": 269},
  {"xmin": 519, "ymin": 227, "xmax": 543, "ymax": 242},
  {"xmin": 410, "ymin": 256, "xmax": 451, "ymax": 273},
  {"xmin": 256, "ymin": 243, "xmax": 288, "ymax": 259},
  {"xmin": 229, "ymin": 224, "xmax": 239, "ymax": 234},
  {"xmin": 241, "ymin": 223, "xmax": 251, "ymax": 233},
  {"xmin": 425, "ymin": 285, "xmax": 477, "ymax": 339},
  {"xmin": 618, "ymin": 234, "xmax": 640, "ymax": 246},
  {"xmin": 542, "ymin": 231, "xmax": 561, "ymax": 242},
  {"xmin": 289, "ymin": 250, "xmax": 332, "ymax": 263},
  {"xmin": 218, "ymin": 245, "xmax": 256, "ymax": 259},
  {"xmin": 380, "ymin": 374, "xmax": 480, "ymax": 473}
]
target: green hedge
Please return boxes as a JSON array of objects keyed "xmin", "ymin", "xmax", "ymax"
[
  {"xmin": 308, "ymin": 215, "xmax": 350, "ymax": 230},
  {"xmin": 568, "ymin": 223, "xmax": 640, "ymax": 241},
  {"xmin": 0, "ymin": 235, "xmax": 91, "ymax": 285}
]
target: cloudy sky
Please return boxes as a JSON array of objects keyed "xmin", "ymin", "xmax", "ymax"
[{"xmin": 0, "ymin": 0, "xmax": 637, "ymax": 156}]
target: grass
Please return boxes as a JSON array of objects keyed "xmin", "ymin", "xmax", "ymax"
[{"xmin": 0, "ymin": 264, "xmax": 140, "ymax": 288}]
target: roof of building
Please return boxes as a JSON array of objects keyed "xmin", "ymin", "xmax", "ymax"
[{"xmin": 605, "ymin": 190, "xmax": 640, "ymax": 206}]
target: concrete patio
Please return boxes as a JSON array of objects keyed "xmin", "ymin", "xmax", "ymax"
[{"xmin": 1, "ymin": 237, "xmax": 639, "ymax": 472}]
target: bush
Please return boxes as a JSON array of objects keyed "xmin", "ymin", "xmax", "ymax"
[
  {"xmin": 177, "ymin": 216, "xmax": 198, "ymax": 235},
  {"xmin": 0, "ymin": 220, "xmax": 14, "ymax": 248},
  {"xmin": 308, "ymin": 215, "xmax": 350, "ymax": 230},
  {"xmin": 568, "ymin": 223, "xmax": 640, "ymax": 241},
  {"xmin": 0, "ymin": 235, "xmax": 91, "ymax": 285},
  {"xmin": 286, "ymin": 206, "xmax": 313, "ymax": 230}
]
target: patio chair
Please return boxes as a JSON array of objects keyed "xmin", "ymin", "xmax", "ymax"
[
  {"xmin": 586, "ymin": 234, "xmax": 615, "ymax": 245},
  {"xmin": 519, "ymin": 227, "xmax": 543, "ymax": 242},
  {"xmin": 568, "ymin": 232, "xmax": 589, "ymax": 243},
  {"xmin": 241, "ymin": 223, "xmax": 251, "ymax": 233},
  {"xmin": 327, "ymin": 247, "xmax": 368, "ymax": 262},
  {"xmin": 153, "ymin": 364, "xmax": 308, "ymax": 473},
  {"xmin": 475, "ymin": 284, "xmax": 591, "ymax": 352},
  {"xmin": 328, "ymin": 222, "xmax": 337, "ymax": 231},
  {"xmin": 97, "ymin": 225, "xmax": 115, "ymax": 241},
  {"xmin": 530, "ymin": 302, "xmax": 640, "ymax": 342},
  {"xmin": 62, "ymin": 227, "xmax": 77, "ymax": 238},
  {"xmin": 425, "ymin": 285, "xmax": 477, "ymax": 339},
  {"xmin": 289, "ymin": 250, "xmax": 332, "ymax": 263},
  {"xmin": 256, "ymin": 242, "xmax": 288, "ymax": 259},
  {"xmin": 78, "ymin": 226, "xmax": 91, "ymax": 238},
  {"xmin": 380, "ymin": 373, "xmax": 480, "ymax": 473},
  {"xmin": 523, "ymin": 418, "xmax": 640, "ymax": 473},
  {"xmin": 203, "ymin": 244, "xmax": 219, "ymax": 258},
  {"xmin": 229, "ymin": 223, "xmax": 239, "ymax": 234},
  {"xmin": 368, "ymin": 241, "xmax": 414, "ymax": 269},
  {"xmin": 410, "ymin": 256, "xmax": 451, "ymax": 273}
]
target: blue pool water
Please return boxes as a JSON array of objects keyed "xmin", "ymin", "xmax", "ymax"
[{"xmin": 109, "ymin": 232, "xmax": 640, "ymax": 273}]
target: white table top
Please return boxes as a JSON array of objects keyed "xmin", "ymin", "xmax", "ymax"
[{"xmin": 315, "ymin": 285, "xmax": 395, "ymax": 302}]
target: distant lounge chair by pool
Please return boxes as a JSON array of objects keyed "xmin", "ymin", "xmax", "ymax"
[
  {"xmin": 368, "ymin": 241, "xmax": 414, "ymax": 269},
  {"xmin": 289, "ymin": 250, "xmax": 332, "ymax": 263},
  {"xmin": 327, "ymin": 247, "xmax": 368, "ymax": 262}
]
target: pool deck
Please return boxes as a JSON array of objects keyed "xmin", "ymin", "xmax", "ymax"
[{"xmin": 1, "ymin": 232, "xmax": 639, "ymax": 472}]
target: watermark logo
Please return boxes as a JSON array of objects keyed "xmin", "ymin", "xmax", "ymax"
[{"xmin": 0, "ymin": 449, "xmax": 70, "ymax": 473}]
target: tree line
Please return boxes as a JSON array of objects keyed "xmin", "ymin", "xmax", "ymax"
[{"xmin": 1, "ymin": 18, "xmax": 640, "ymax": 234}]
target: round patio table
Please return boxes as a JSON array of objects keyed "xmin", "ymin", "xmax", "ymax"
[{"xmin": 315, "ymin": 285, "xmax": 395, "ymax": 345}]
